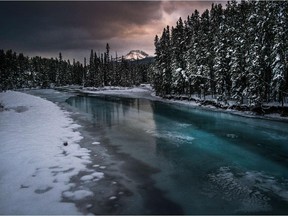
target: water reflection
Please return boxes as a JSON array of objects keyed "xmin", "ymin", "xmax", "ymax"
[
  {"xmin": 67, "ymin": 95, "xmax": 158, "ymax": 155},
  {"xmin": 66, "ymin": 95, "xmax": 288, "ymax": 214},
  {"xmin": 68, "ymin": 96, "xmax": 140, "ymax": 127}
]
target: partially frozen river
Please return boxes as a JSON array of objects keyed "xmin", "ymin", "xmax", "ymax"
[{"xmin": 27, "ymin": 89, "xmax": 288, "ymax": 214}]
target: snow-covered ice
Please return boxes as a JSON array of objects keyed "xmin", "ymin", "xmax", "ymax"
[
  {"xmin": 109, "ymin": 196, "xmax": 117, "ymax": 200},
  {"xmin": 0, "ymin": 91, "xmax": 97, "ymax": 214},
  {"xmin": 80, "ymin": 172, "xmax": 104, "ymax": 182},
  {"xmin": 82, "ymin": 86, "xmax": 150, "ymax": 97},
  {"xmin": 62, "ymin": 190, "xmax": 94, "ymax": 201}
]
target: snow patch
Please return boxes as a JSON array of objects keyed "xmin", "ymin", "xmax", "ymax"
[
  {"xmin": 109, "ymin": 196, "xmax": 117, "ymax": 200},
  {"xmin": 80, "ymin": 172, "xmax": 104, "ymax": 181},
  {"xmin": 226, "ymin": 133, "xmax": 238, "ymax": 139},
  {"xmin": 63, "ymin": 190, "xmax": 94, "ymax": 201},
  {"xmin": 146, "ymin": 129, "xmax": 194, "ymax": 143},
  {"xmin": 80, "ymin": 175, "xmax": 94, "ymax": 181},
  {"xmin": 0, "ymin": 91, "xmax": 94, "ymax": 214}
]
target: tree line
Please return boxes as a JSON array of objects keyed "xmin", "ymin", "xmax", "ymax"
[
  {"xmin": 0, "ymin": 43, "xmax": 151, "ymax": 91},
  {"xmin": 152, "ymin": 0, "xmax": 288, "ymax": 106}
]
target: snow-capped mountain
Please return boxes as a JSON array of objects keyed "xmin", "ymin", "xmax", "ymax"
[{"xmin": 123, "ymin": 50, "xmax": 149, "ymax": 61}]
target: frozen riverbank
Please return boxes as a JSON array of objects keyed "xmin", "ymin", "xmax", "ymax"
[
  {"xmin": 8, "ymin": 88, "xmax": 288, "ymax": 214},
  {"xmin": 0, "ymin": 91, "xmax": 103, "ymax": 214},
  {"xmin": 57, "ymin": 84, "xmax": 288, "ymax": 122}
]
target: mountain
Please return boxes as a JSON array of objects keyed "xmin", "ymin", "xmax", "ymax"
[
  {"xmin": 113, "ymin": 50, "xmax": 154, "ymax": 64},
  {"xmin": 123, "ymin": 50, "xmax": 149, "ymax": 61}
]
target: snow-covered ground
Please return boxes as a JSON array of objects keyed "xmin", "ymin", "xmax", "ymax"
[
  {"xmin": 0, "ymin": 91, "xmax": 102, "ymax": 214},
  {"xmin": 62, "ymin": 84, "xmax": 288, "ymax": 122},
  {"xmin": 57, "ymin": 84, "xmax": 153, "ymax": 99}
]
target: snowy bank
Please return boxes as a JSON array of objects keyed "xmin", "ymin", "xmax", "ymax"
[
  {"xmin": 55, "ymin": 84, "xmax": 153, "ymax": 99},
  {"xmin": 52, "ymin": 84, "xmax": 288, "ymax": 122},
  {"xmin": 0, "ymin": 91, "xmax": 96, "ymax": 214},
  {"xmin": 158, "ymin": 94, "xmax": 288, "ymax": 122},
  {"xmin": 59, "ymin": 84, "xmax": 288, "ymax": 122}
]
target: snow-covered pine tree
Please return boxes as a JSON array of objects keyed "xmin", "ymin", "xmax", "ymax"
[
  {"xmin": 82, "ymin": 57, "xmax": 87, "ymax": 87},
  {"xmin": 171, "ymin": 18, "xmax": 188, "ymax": 95},
  {"xmin": 230, "ymin": 0, "xmax": 249, "ymax": 104},
  {"xmin": 197, "ymin": 9, "xmax": 211, "ymax": 99},
  {"xmin": 56, "ymin": 52, "xmax": 62, "ymax": 86},
  {"xmin": 153, "ymin": 26, "xmax": 172, "ymax": 96},
  {"xmin": 271, "ymin": 1, "xmax": 288, "ymax": 105},
  {"xmin": 245, "ymin": 1, "xmax": 268, "ymax": 106},
  {"xmin": 103, "ymin": 43, "xmax": 110, "ymax": 86},
  {"xmin": 86, "ymin": 49, "xmax": 94, "ymax": 87},
  {"xmin": 17, "ymin": 53, "xmax": 30, "ymax": 88},
  {"xmin": 185, "ymin": 10, "xmax": 200, "ymax": 96},
  {"xmin": 213, "ymin": 5, "xmax": 232, "ymax": 103},
  {"xmin": 0, "ymin": 50, "xmax": 6, "ymax": 91}
]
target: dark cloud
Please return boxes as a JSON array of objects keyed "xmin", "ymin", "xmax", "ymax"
[
  {"xmin": 0, "ymin": 2, "xmax": 162, "ymax": 52},
  {"xmin": 0, "ymin": 1, "xmax": 225, "ymax": 60}
]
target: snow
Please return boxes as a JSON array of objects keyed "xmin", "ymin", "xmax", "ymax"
[
  {"xmin": 59, "ymin": 84, "xmax": 288, "ymax": 122},
  {"xmin": 124, "ymin": 50, "xmax": 149, "ymax": 61},
  {"xmin": 0, "ymin": 91, "xmax": 100, "ymax": 214},
  {"xmin": 77, "ymin": 85, "xmax": 152, "ymax": 98},
  {"xmin": 80, "ymin": 175, "xmax": 95, "ymax": 181},
  {"xmin": 62, "ymin": 190, "xmax": 94, "ymax": 201},
  {"xmin": 109, "ymin": 196, "xmax": 117, "ymax": 200},
  {"xmin": 80, "ymin": 172, "xmax": 104, "ymax": 181},
  {"xmin": 59, "ymin": 84, "xmax": 288, "ymax": 124}
]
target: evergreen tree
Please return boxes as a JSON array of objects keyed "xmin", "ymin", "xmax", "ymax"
[
  {"xmin": 104, "ymin": 43, "xmax": 110, "ymax": 86},
  {"xmin": 230, "ymin": 0, "xmax": 249, "ymax": 104},
  {"xmin": 185, "ymin": 10, "xmax": 201, "ymax": 96},
  {"xmin": 271, "ymin": 1, "xmax": 288, "ymax": 105},
  {"xmin": 213, "ymin": 7, "xmax": 231, "ymax": 102}
]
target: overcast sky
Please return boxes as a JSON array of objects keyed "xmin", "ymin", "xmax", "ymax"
[{"xmin": 0, "ymin": 1, "xmax": 225, "ymax": 62}]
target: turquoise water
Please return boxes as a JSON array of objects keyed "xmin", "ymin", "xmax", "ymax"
[{"xmin": 65, "ymin": 95, "xmax": 288, "ymax": 214}]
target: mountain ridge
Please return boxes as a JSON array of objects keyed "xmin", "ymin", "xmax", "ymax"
[{"xmin": 123, "ymin": 50, "xmax": 150, "ymax": 61}]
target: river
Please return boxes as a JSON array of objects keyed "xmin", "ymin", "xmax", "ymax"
[{"xmin": 26, "ymin": 89, "xmax": 288, "ymax": 214}]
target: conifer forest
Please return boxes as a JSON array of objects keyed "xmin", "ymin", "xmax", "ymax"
[
  {"xmin": 152, "ymin": 1, "xmax": 288, "ymax": 106},
  {"xmin": 0, "ymin": 44, "xmax": 151, "ymax": 91}
]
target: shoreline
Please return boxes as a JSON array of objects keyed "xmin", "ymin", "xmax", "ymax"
[
  {"xmin": 54, "ymin": 85, "xmax": 288, "ymax": 123},
  {"xmin": 22, "ymin": 88, "xmax": 184, "ymax": 214},
  {"xmin": 16, "ymin": 88, "xmax": 288, "ymax": 214},
  {"xmin": 158, "ymin": 96, "xmax": 288, "ymax": 124}
]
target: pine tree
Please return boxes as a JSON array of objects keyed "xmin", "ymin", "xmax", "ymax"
[
  {"xmin": 209, "ymin": 4, "xmax": 223, "ymax": 97},
  {"xmin": 213, "ymin": 7, "xmax": 231, "ymax": 103},
  {"xmin": 83, "ymin": 57, "xmax": 87, "ymax": 87},
  {"xmin": 271, "ymin": 1, "xmax": 288, "ymax": 105},
  {"xmin": 0, "ymin": 49, "xmax": 8, "ymax": 91},
  {"xmin": 153, "ymin": 26, "xmax": 172, "ymax": 96},
  {"xmin": 185, "ymin": 10, "xmax": 201, "ymax": 96},
  {"xmin": 103, "ymin": 43, "xmax": 110, "ymax": 86},
  {"xmin": 230, "ymin": 0, "xmax": 249, "ymax": 104},
  {"xmin": 245, "ymin": 1, "xmax": 266, "ymax": 106}
]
